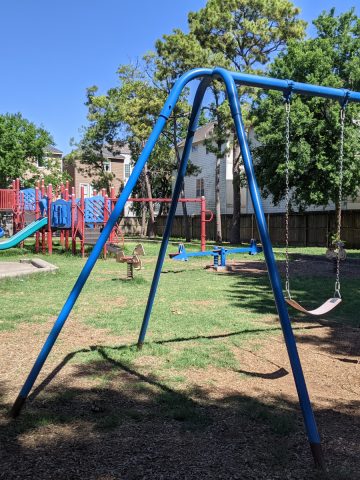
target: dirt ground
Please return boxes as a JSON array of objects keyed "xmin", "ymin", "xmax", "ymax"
[
  {"xmin": 0, "ymin": 311, "xmax": 359, "ymax": 480},
  {"xmin": 0, "ymin": 254, "xmax": 359, "ymax": 479},
  {"xmin": 212, "ymin": 255, "xmax": 360, "ymax": 279}
]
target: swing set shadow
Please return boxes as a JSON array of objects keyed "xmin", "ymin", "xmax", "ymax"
[{"xmin": 27, "ymin": 323, "xmax": 324, "ymax": 404}]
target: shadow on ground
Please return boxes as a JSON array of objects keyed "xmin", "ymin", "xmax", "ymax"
[
  {"xmin": 0, "ymin": 342, "xmax": 359, "ymax": 480},
  {"xmin": 226, "ymin": 266, "xmax": 360, "ymax": 359}
]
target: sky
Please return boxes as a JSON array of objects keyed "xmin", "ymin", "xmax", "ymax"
[{"xmin": 0, "ymin": 0, "xmax": 358, "ymax": 154}]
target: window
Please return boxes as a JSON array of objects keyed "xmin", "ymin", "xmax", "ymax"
[
  {"xmin": 125, "ymin": 163, "xmax": 131, "ymax": 178},
  {"xmin": 196, "ymin": 178, "xmax": 204, "ymax": 197},
  {"xmin": 204, "ymin": 142, "xmax": 211, "ymax": 155},
  {"xmin": 37, "ymin": 156, "xmax": 47, "ymax": 168},
  {"xmin": 191, "ymin": 145, "xmax": 198, "ymax": 152},
  {"xmin": 79, "ymin": 183, "xmax": 92, "ymax": 198},
  {"xmin": 103, "ymin": 160, "xmax": 111, "ymax": 173}
]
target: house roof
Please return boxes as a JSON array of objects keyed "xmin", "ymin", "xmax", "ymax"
[
  {"xmin": 64, "ymin": 142, "xmax": 131, "ymax": 164},
  {"xmin": 178, "ymin": 122, "xmax": 215, "ymax": 148},
  {"xmin": 101, "ymin": 142, "xmax": 131, "ymax": 159},
  {"xmin": 46, "ymin": 145, "xmax": 63, "ymax": 155}
]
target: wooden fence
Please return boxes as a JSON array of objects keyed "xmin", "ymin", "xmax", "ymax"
[{"xmin": 120, "ymin": 209, "xmax": 360, "ymax": 248}]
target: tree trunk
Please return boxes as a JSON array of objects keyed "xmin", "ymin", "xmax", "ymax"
[
  {"xmin": 180, "ymin": 183, "xmax": 191, "ymax": 242},
  {"xmin": 141, "ymin": 202, "xmax": 147, "ymax": 237},
  {"xmin": 139, "ymin": 172, "xmax": 147, "ymax": 237},
  {"xmin": 144, "ymin": 163, "xmax": 155, "ymax": 238},
  {"xmin": 334, "ymin": 200, "xmax": 342, "ymax": 242},
  {"xmin": 172, "ymin": 117, "xmax": 191, "ymax": 242},
  {"xmin": 215, "ymin": 153, "xmax": 222, "ymax": 243},
  {"xmin": 230, "ymin": 142, "xmax": 241, "ymax": 244}
]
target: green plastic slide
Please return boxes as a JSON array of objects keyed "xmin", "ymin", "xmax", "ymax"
[{"xmin": 0, "ymin": 217, "xmax": 48, "ymax": 250}]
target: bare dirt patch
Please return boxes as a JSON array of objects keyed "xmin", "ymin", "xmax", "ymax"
[{"xmin": 208, "ymin": 256, "xmax": 360, "ymax": 279}]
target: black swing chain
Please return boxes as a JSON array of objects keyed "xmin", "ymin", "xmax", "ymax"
[
  {"xmin": 283, "ymin": 85, "xmax": 293, "ymax": 300},
  {"xmin": 284, "ymin": 100, "xmax": 291, "ymax": 298},
  {"xmin": 334, "ymin": 105, "xmax": 346, "ymax": 298}
]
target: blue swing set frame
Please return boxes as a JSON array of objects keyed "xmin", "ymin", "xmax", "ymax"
[{"xmin": 10, "ymin": 67, "xmax": 360, "ymax": 468}]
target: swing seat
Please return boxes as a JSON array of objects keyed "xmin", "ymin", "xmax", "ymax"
[{"xmin": 285, "ymin": 297, "xmax": 342, "ymax": 317}]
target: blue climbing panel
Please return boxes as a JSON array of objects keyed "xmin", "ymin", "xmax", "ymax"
[
  {"xmin": 84, "ymin": 195, "xmax": 111, "ymax": 225},
  {"xmin": 21, "ymin": 188, "xmax": 43, "ymax": 211},
  {"xmin": 51, "ymin": 200, "xmax": 72, "ymax": 228}
]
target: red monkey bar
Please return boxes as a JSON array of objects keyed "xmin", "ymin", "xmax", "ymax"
[{"xmin": 127, "ymin": 196, "xmax": 213, "ymax": 252}]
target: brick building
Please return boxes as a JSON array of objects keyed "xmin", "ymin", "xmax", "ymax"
[{"xmin": 63, "ymin": 144, "xmax": 132, "ymax": 198}]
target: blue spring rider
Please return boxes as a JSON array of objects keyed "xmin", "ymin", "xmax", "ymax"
[
  {"xmin": 170, "ymin": 239, "xmax": 262, "ymax": 268},
  {"xmin": 0, "ymin": 227, "xmax": 5, "ymax": 239}
]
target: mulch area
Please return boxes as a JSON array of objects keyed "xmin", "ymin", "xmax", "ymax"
[
  {"xmin": 209, "ymin": 255, "xmax": 360, "ymax": 279},
  {"xmin": 0, "ymin": 286, "xmax": 359, "ymax": 478}
]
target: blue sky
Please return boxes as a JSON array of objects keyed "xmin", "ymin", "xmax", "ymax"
[{"xmin": 0, "ymin": 0, "xmax": 358, "ymax": 154}]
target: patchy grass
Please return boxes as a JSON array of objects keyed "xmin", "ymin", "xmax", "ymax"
[
  {"xmin": 169, "ymin": 340, "xmax": 238, "ymax": 370},
  {"xmin": 1, "ymin": 239, "xmax": 359, "ymax": 478}
]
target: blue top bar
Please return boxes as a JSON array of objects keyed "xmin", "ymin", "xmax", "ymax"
[
  {"xmin": 174, "ymin": 68, "xmax": 360, "ymax": 103},
  {"xmin": 229, "ymin": 70, "xmax": 360, "ymax": 103}
]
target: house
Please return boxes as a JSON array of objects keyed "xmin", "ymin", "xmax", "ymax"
[
  {"xmin": 176, "ymin": 123, "xmax": 360, "ymax": 215},
  {"xmin": 175, "ymin": 123, "xmax": 240, "ymax": 216},
  {"xmin": 24, "ymin": 145, "xmax": 63, "ymax": 181},
  {"xmin": 63, "ymin": 144, "xmax": 132, "ymax": 197},
  {"xmin": 42, "ymin": 146, "xmax": 63, "ymax": 169}
]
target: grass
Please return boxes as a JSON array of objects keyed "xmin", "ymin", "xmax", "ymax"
[
  {"xmin": 1, "ymin": 238, "xmax": 359, "ymax": 436},
  {"xmin": 1, "ymin": 238, "xmax": 358, "ymax": 336}
]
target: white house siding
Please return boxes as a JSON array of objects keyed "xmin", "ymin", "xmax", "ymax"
[
  {"xmin": 174, "ymin": 123, "xmax": 360, "ymax": 217},
  {"xmin": 225, "ymin": 154, "xmax": 233, "ymax": 214},
  {"xmin": 343, "ymin": 195, "xmax": 360, "ymax": 210},
  {"xmin": 243, "ymin": 190, "xmax": 359, "ymax": 215},
  {"xmin": 122, "ymin": 152, "xmax": 135, "ymax": 217},
  {"xmin": 175, "ymin": 142, "xmax": 232, "ymax": 216}
]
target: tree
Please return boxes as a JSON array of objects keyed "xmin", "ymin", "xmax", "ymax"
[
  {"xmin": 0, "ymin": 113, "xmax": 54, "ymax": 188},
  {"xmin": 66, "ymin": 85, "xmax": 123, "ymax": 195},
  {"xmin": 154, "ymin": 30, "xmax": 231, "ymax": 242},
  {"xmin": 188, "ymin": 0, "xmax": 306, "ymax": 243},
  {"xmin": 75, "ymin": 61, "xmax": 197, "ymax": 237},
  {"xmin": 147, "ymin": 41, "xmax": 212, "ymax": 241},
  {"xmin": 251, "ymin": 8, "xmax": 360, "ymax": 234}
]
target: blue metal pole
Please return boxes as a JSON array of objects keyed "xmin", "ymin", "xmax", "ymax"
[
  {"xmin": 229, "ymin": 70, "xmax": 360, "ymax": 103},
  {"xmin": 10, "ymin": 69, "xmax": 212, "ymax": 417},
  {"xmin": 137, "ymin": 77, "xmax": 212, "ymax": 348},
  {"xmin": 214, "ymin": 67, "xmax": 324, "ymax": 468}
]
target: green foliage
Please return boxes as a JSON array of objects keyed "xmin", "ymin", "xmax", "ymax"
[
  {"xmin": 74, "ymin": 0, "xmax": 305, "ymax": 218},
  {"xmin": 252, "ymin": 9, "xmax": 360, "ymax": 210},
  {"xmin": 188, "ymin": 0, "xmax": 306, "ymax": 71},
  {"xmin": 185, "ymin": 0, "xmax": 306, "ymax": 242},
  {"xmin": 0, "ymin": 113, "xmax": 54, "ymax": 188},
  {"xmin": 74, "ymin": 60, "xmax": 196, "ymax": 202},
  {"xmin": 67, "ymin": 84, "xmax": 124, "ymax": 194}
]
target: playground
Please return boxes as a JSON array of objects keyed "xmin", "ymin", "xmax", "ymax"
[
  {"xmin": 1, "ymin": 63, "xmax": 360, "ymax": 477},
  {"xmin": 0, "ymin": 240, "xmax": 359, "ymax": 479}
]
